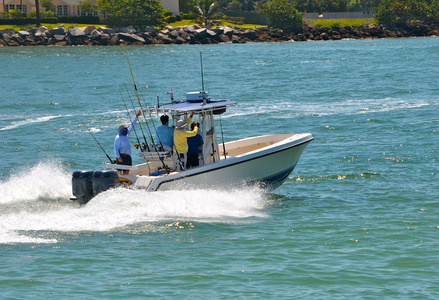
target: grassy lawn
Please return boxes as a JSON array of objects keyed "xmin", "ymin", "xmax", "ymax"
[
  {"xmin": 168, "ymin": 19, "xmax": 266, "ymax": 29},
  {"xmin": 0, "ymin": 21, "xmax": 264, "ymax": 31},
  {"xmin": 0, "ymin": 18, "xmax": 377, "ymax": 31},
  {"xmin": 310, "ymin": 18, "xmax": 377, "ymax": 28},
  {"xmin": 0, "ymin": 23, "xmax": 102, "ymax": 31}
]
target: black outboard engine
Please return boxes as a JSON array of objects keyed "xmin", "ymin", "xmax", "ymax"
[
  {"xmin": 72, "ymin": 170, "xmax": 94, "ymax": 205},
  {"xmin": 93, "ymin": 170, "xmax": 120, "ymax": 196},
  {"xmin": 72, "ymin": 170, "xmax": 120, "ymax": 205}
]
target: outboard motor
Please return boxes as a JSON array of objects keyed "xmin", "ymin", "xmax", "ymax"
[
  {"xmin": 93, "ymin": 170, "xmax": 120, "ymax": 196},
  {"xmin": 72, "ymin": 170, "xmax": 94, "ymax": 205}
]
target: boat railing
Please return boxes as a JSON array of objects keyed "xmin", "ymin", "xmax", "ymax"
[
  {"xmin": 104, "ymin": 163, "xmax": 138, "ymax": 171},
  {"xmin": 139, "ymin": 151, "xmax": 172, "ymax": 160}
]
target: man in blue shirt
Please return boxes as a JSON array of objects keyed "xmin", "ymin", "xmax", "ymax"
[
  {"xmin": 114, "ymin": 111, "xmax": 141, "ymax": 174},
  {"xmin": 156, "ymin": 115, "xmax": 174, "ymax": 151}
]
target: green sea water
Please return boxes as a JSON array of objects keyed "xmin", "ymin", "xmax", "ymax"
[{"xmin": 1, "ymin": 37, "xmax": 438, "ymax": 299}]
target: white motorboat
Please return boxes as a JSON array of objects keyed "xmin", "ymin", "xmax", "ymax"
[{"xmin": 71, "ymin": 91, "xmax": 313, "ymax": 205}]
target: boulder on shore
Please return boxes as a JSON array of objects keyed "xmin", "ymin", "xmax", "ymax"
[{"xmin": 2, "ymin": 23, "xmax": 438, "ymax": 47}]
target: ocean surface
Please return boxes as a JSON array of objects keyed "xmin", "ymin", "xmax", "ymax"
[{"xmin": 1, "ymin": 37, "xmax": 438, "ymax": 299}]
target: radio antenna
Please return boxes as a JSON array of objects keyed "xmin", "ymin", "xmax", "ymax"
[{"xmin": 200, "ymin": 52, "xmax": 205, "ymax": 92}]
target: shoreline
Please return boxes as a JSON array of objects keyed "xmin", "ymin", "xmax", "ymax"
[{"xmin": 1, "ymin": 23, "xmax": 438, "ymax": 47}]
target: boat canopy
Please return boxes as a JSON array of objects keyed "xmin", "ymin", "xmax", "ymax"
[{"xmin": 146, "ymin": 91, "xmax": 237, "ymax": 115}]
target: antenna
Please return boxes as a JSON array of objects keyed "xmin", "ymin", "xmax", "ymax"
[
  {"xmin": 200, "ymin": 52, "xmax": 207, "ymax": 105},
  {"xmin": 200, "ymin": 52, "xmax": 205, "ymax": 92}
]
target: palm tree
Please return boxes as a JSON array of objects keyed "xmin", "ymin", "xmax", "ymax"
[
  {"xmin": 35, "ymin": 0, "xmax": 40, "ymax": 26},
  {"xmin": 196, "ymin": 0, "xmax": 219, "ymax": 26}
]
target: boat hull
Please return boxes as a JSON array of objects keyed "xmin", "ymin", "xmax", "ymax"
[{"xmin": 133, "ymin": 133, "xmax": 313, "ymax": 191}]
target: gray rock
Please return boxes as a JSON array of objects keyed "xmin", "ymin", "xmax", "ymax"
[
  {"xmin": 99, "ymin": 33, "xmax": 111, "ymax": 45},
  {"xmin": 141, "ymin": 32, "xmax": 154, "ymax": 44},
  {"xmin": 28, "ymin": 28, "xmax": 38, "ymax": 35},
  {"xmin": 97, "ymin": 27, "xmax": 116, "ymax": 35},
  {"xmin": 54, "ymin": 35, "xmax": 65, "ymax": 41},
  {"xmin": 194, "ymin": 28, "xmax": 208, "ymax": 40},
  {"xmin": 156, "ymin": 33, "xmax": 173, "ymax": 44},
  {"xmin": 169, "ymin": 30, "xmax": 180, "ymax": 39},
  {"xmin": 0, "ymin": 28, "xmax": 16, "ymax": 35},
  {"xmin": 120, "ymin": 26, "xmax": 136, "ymax": 34},
  {"xmin": 213, "ymin": 27, "xmax": 224, "ymax": 35},
  {"xmin": 223, "ymin": 26, "xmax": 235, "ymax": 36},
  {"xmin": 12, "ymin": 35, "xmax": 24, "ymax": 43},
  {"xmin": 118, "ymin": 33, "xmax": 145, "ymax": 43},
  {"xmin": 179, "ymin": 30, "xmax": 190, "ymax": 40},
  {"xmin": 17, "ymin": 30, "xmax": 30, "ymax": 37},
  {"xmin": 183, "ymin": 25, "xmax": 195, "ymax": 34},
  {"xmin": 90, "ymin": 29, "xmax": 102, "ymax": 38},
  {"xmin": 243, "ymin": 29, "xmax": 256, "ymax": 40},
  {"xmin": 108, "ymin": 34, "xmax": 120, "ymax": 45},
  {"xmin": 68, "ymin": 27, "xmax": 85, "ymax": 37},
  {"xmin": 218, "ymin": 34, "xmax": 231, "ymax": 43},
  {"xmin": 35, "ymin": 26, "xmax": 49, "ymax": 37},
  {"xmin": 143, "ymin": 26, "xmax": 158, "ymax": 36},
  {"xmin": 84, "ymin": 26, "xmax": 96, "ymax": 35},
  {"xmin": 174, "ymin": 36, "xmax": 187, "ymax": 44},
  {"xmin": 206, "ymin": 29, "xmax": 216, "ymax": 38},
  {"xmin": 50, "ymin": 26, "xmax": 66, "ymax": 36}
]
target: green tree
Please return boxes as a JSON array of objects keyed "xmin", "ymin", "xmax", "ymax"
[
  {"xmin": 40, "ymin": 0, "xmax": 55, "ymax": 12},
  {"xmin": 97, "ymin": 0, "xmax": 164, "ymax": 27},
  {"xmin": 375, "ymin": 0, "xmax": 429, "ymax": 26},
  {"xmin": 9, "ymin": 9, "xmax": 24, "ymax": 19},
  {"xmin": 79, "ymin": 0, "xmax": 96, "ymax": 15},
  {"xmin": 96, "ymin": 0, "xmax": 111, "ymax": 17},
  {"xmin": 260, "ymin": 0, "xmax": 303, "ymax": 30},
  {"xmin": 227, "ymin": 0, "xmax": 242, "ymax": 11},
  {"xmin": 196, "ymin": 0, "xmax": 220, "ymax": 26},
  {"xmin": 180, "ymin": 0, "xmax": 198, "ymax": 13},
  {"xmin": 428, "ymin": 1, "xmax": 439, "ymax": 21}
]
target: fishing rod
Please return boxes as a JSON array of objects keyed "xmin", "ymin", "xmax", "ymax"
[
  {"xmin": 200, "ymin": 52, "xmax": 207, "ymax": 105},
  {"xmin": 143, "ymin": 94, "xmax": 163, "ymax": 148},
  {"xmin": 199, "ymin": 53, "xmax": 215, "ymax": 161},
  {"xmin": 123, "ymin": 83, "xmax": 151, "ymax": 152},
  {"xmin": 127, "ymin": 58, "xmax": 158, "ymax": 145},
  {"xmin": 126, "ymin": 58, "xmax": 166, "ymax": 168},
  {"xmin": 219, "ymin": 117, "xmax": 227, "ymax": 160},
  {"xmin": 118, "ymin": 86, "xmax": 142, "ymax": 151},
  {"xmin": 81, "ymin": 121, "xmax": 114, "ymax": 164}
]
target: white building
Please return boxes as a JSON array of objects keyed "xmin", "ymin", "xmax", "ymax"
[{"xmin": 1, "ymin": 0, "xmax": 179, "ymax": 17}]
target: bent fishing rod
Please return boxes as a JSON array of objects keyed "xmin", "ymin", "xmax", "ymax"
[
  {"xmin": 123, "ymin": 84, "xmax": 151, "ymax": 152},
  {"xmin": 81, "ymin": 121, "xmax": 114, "ymax": 164},
  {"xmin": 126, "ymin": 57, "xmax": 166, "ymax": 168},
  {"xmin": 118, "ymin": 85, "xmax": 144, "ymax": 151},
  {"xmin": 127, "ymin": 58, "xmax": 157, "ymax": 144}
]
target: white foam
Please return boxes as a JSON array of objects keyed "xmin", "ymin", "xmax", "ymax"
[
  {"xmin": 0, "ymin": 115, "xmax": 61, "ymax": 131},
  {"xmin": 89, "ymin": 127, "xmax": 102, "ymax": 133},
  {"xmin": 224, "ymin": 98, "xmax": 434, "ymax": 119},
  {"xmin": 0, "ymin": 161, "xmax": 72, "ymax": 205},
  {"xmin": 0, "ymin": 162, "xmax": 268, "ymax": 244}
]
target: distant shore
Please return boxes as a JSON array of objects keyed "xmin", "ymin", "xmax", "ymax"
[{"xmin": 1, "ymin": 23, "xmax": 438, "ymax": 47}]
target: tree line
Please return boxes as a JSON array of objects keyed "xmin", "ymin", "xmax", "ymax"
[{"xmin": 2, "ymin": 0, "xmax": 438, "ymax": 29}]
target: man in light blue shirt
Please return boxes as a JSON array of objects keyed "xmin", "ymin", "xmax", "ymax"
[
  {"xmin": 114, "ymin": 111, "xmax": 141, "ymax": 174},
  {"xmin": 156, "ymin": 115, "xmax": 174, "ymax": 151}
]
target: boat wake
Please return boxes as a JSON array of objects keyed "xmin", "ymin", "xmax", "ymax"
[
  {"xmin": 0, "ymin": 115, "xmax": 62, "ymax": 131},
  {"xmin": 0, "ymin": 162, "xmax": 268, "ymax": 244}
]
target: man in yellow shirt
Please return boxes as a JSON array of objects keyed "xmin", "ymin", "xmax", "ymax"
[{"xmin": 174, "ymin": 111, "xmax": 198, "ymax": 170}]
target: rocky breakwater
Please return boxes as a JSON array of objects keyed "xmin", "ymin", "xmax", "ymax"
[{"xmin": 1, "ymin": 23, "xmax": 438, "ymax": 47}]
